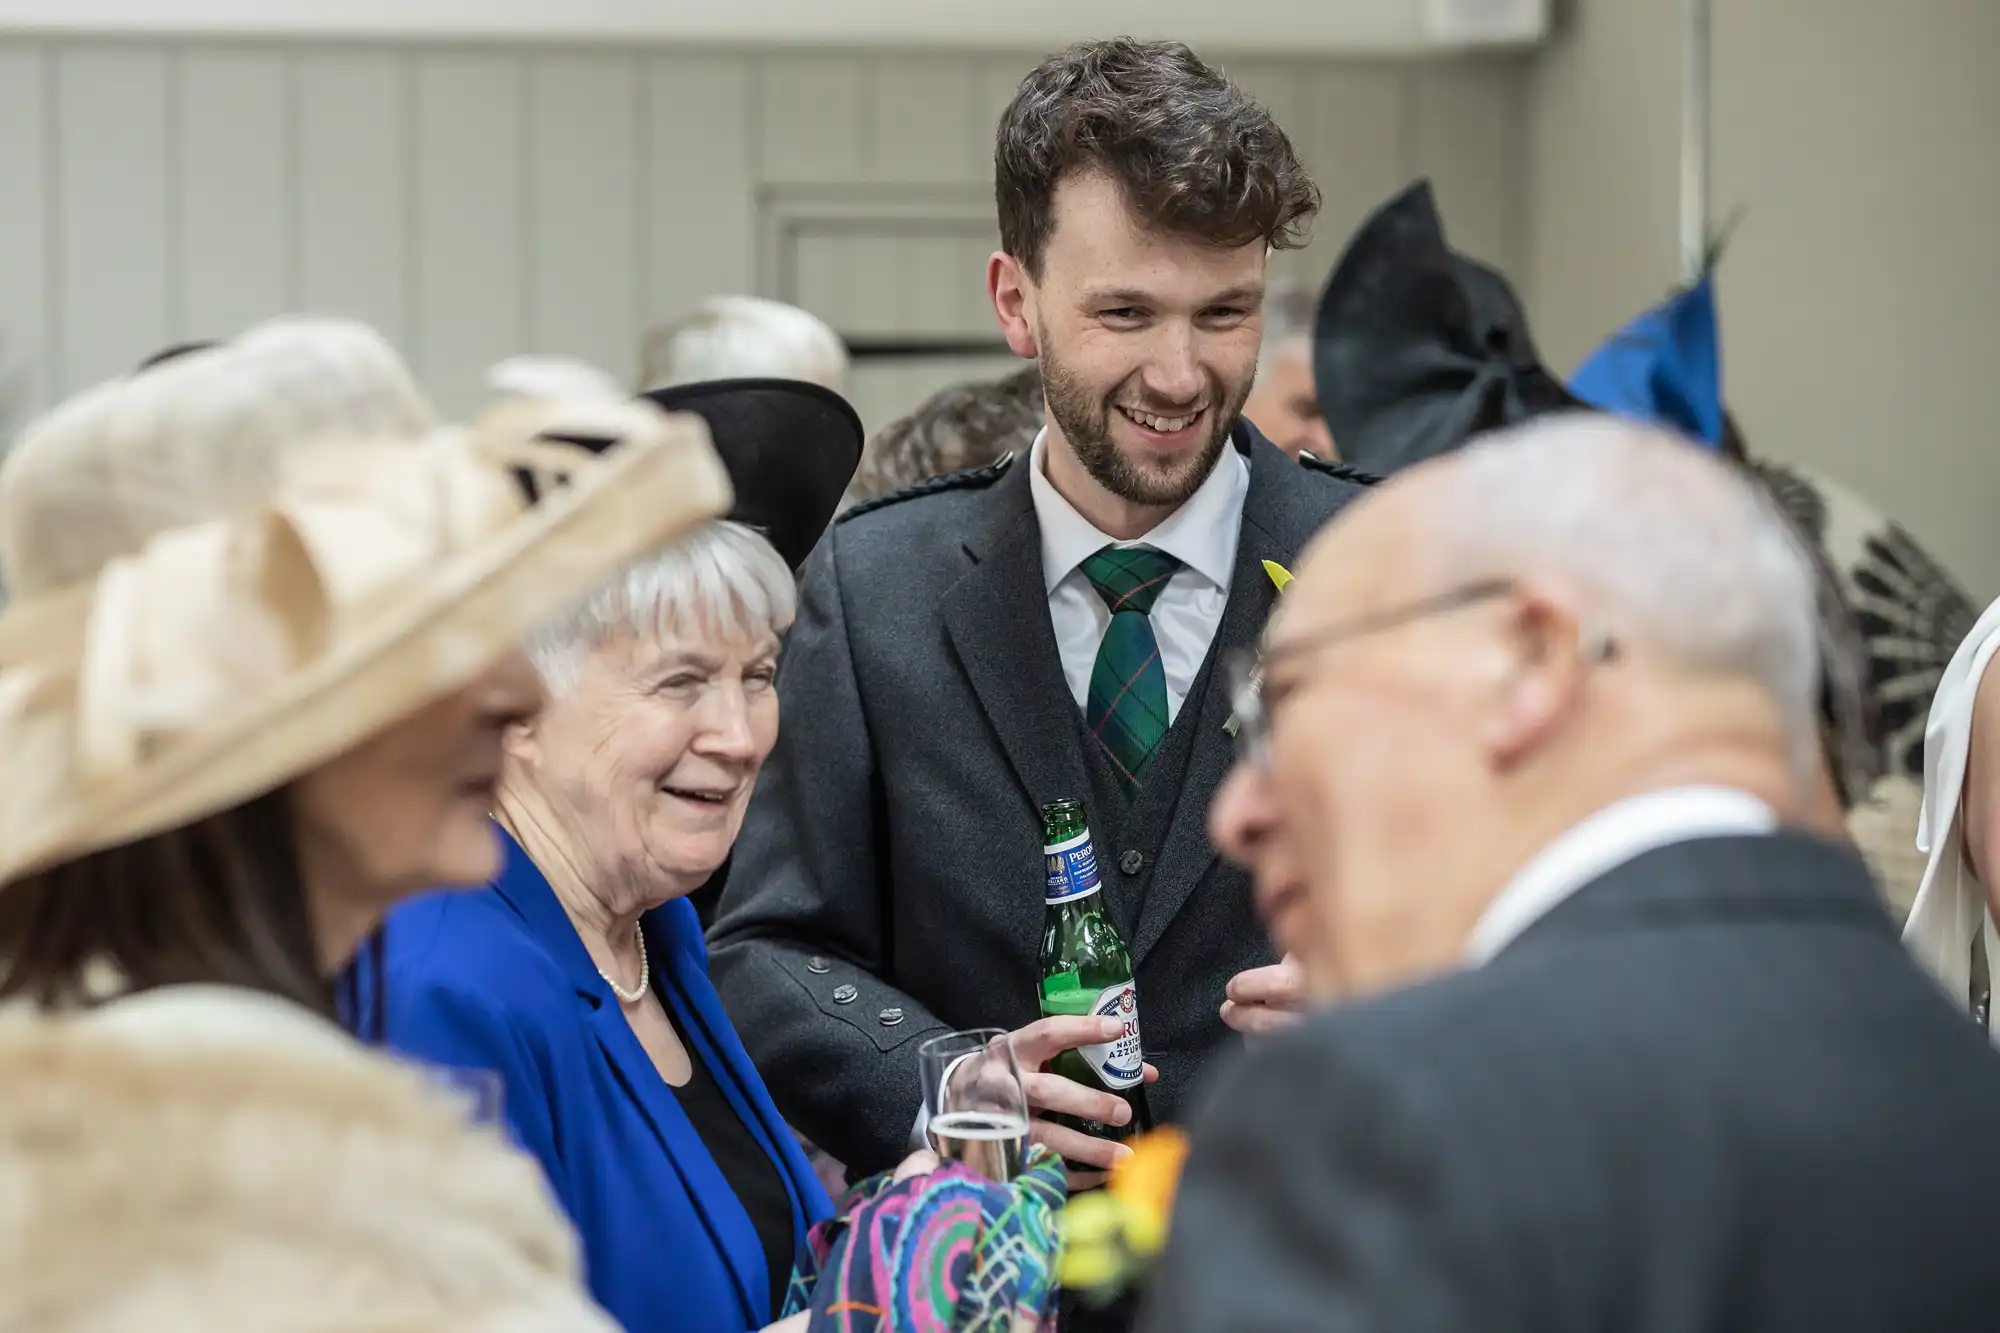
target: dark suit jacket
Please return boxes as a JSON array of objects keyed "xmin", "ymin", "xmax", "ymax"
[
  {"xmin": 1147, "ymin": 832, "xmax": 2000, "ymax": 1333},
  {"xmin": 708, "ymin": 424, "xmax": 1368, "ymax": 1172}
]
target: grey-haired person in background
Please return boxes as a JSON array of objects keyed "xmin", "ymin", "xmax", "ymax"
[
  {"xmin": 639, "ymin": 296, "xmax": 851, "ymax": 398},
  {"xmin": 843, "ymin": 363, "xmax": 1046, "ymax": 506},
  {"xmin": 1238, "ymin": 285, "xmax": 1334, "ymax": 462}
]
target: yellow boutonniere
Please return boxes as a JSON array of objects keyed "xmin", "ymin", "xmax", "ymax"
[
  {"xmin": 1223, "ymin": 562, "xmax": 1294, "ymax": 738},
  {"xmin": 1058, "ymin": 1128, "xmax": 1192, "ymax": 1302}
]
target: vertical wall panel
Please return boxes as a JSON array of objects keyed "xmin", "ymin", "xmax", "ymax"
[
  {"xmin": 55, "ymin": 47, "xmax": 171, "ymax": 394},
  {"xmin": 413, "ymin": 52, "xmax": 525, "ymax": 417},
  {"xmin": 1409, "ymin": 58, "xmax": 1527, "ymax": 274},
  {"xmin": 972, "ymin": 53, "xmax": 1031, "ymax": 168},
  {"xmin": 868, "ymin": 56, "xmax": 985, "ymax": 184},
  {"xmin": 842, "ymin": 233, "xmax": 904, "ymax": 335},
  {"xmin": 177, "ymin": 49, "xmax": 289, "ymax": 338},
  {"xmin": 1221, "ymin": 60, "xmax": 1315, "ymax": 289},
  {"xmin": 0, "ymin": 45, "xmax": 51, "ymax": 422},
  {"xmin": 799, "ymin": 218, "xmax": 1011, "ymax": 441},
  {"xmin": 899, "ymin": 233, "xmax": 969, "ymax": 335},
  {"xmin": 757, "ymin": 55, "xmax": 865, "ymax": 185},
  {"xmin": 788, "ymin": 231, "xmax": 855, "ymax": 334},
  {"xmin": 295, "ymin": 50, "xmax": 409, "ymax": 347},
  {"xmin": 528, "ymin": 55, "xmax": 640, "ymax": 379},
  {"xmin": 1225, "ymin": 59, "xmax": 1308, "ymax": 148},
  {"xmin": 646, "ymin": 54, "xmax": 754, "ymax": 328},
  {"xmin": 955, "ymin": 232, "xmax": 1004, "ymax": 333},
  {"xmin": 2, "ymin": 38, "xmax": 1531, "ymax": 438},
  {"xmin": 1293, "ymin": 68, "xmax": 1409, "ymax": 279}
]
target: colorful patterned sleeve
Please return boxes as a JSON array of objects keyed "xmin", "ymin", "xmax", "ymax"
[{"xmin": 783, "ymin": 1146, "xmax": 1067, "ymax": 1333}]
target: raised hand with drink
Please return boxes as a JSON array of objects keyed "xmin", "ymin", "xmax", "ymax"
[{"xmin": 919, "ymin": 1028, "xmax": 1031, "ymax": 1181}]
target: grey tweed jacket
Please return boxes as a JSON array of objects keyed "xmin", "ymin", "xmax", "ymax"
[{"xmin": 707, "ymin": 422, "xmax": 1369, "ymax": 1173}]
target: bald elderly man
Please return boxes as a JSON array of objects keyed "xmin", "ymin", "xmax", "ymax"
[{"xmin": 1146, "ymin": 417, "xmax": 2000, "ymax": 1333}]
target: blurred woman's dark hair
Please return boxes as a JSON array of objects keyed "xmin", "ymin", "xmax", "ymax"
[{"xmin": 0, "ymin": 786, "xmax": 339, "ymax": 1021}]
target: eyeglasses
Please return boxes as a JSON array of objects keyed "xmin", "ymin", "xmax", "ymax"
[{"xmin": 1223, "ymin": 579, "xmax": 1519, "ymax": 768}]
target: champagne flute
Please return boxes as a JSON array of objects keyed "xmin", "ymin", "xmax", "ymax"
[{"xmin": 920, "ymin": 1028, "xmax": 1031, "ymax": 1181}]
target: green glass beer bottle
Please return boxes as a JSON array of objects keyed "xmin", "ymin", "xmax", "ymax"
[{"xmin": 1038, "ymin": 797, "xmax": 1155, "ymax": 1145}]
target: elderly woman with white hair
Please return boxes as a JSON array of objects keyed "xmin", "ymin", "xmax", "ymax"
[
  {"xmin": 1238, "ymin": 284, "xmax": 1334, "ymax": 462},
  {"xmin": 381, "ymin": 378, "xmax": 869, "ymax": 1333}
]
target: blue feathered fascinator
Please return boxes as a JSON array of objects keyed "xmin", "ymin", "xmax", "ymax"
[{"xmin": 1568, "ymin": 271, "xmax": 1724, "ymax": 449}]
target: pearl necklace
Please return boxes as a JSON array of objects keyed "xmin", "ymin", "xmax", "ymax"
[{"xmin": 598, "ymin": 922, "xmax": 650, "ymax": 1004}]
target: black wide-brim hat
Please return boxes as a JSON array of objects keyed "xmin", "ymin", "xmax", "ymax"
[
  {"xmin": 637, "ymin": 378, "xmax": 863, "ymax": 572},
  {"xmin": 1313, "ymin": 180, "xmax": 1582, "ymax": 476}
]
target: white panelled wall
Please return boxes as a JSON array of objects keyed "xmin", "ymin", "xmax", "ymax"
[{"xmin": 0, "ymin": 39, "xmax": 1527, "ymax": 437}]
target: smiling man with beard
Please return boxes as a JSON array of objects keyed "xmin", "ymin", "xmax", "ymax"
[{"xmin": 709, "ymin": 38, "xmax": 1369, "ymax": 1250}]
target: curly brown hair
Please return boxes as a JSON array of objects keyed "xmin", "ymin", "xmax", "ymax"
[{"xmin": 995, "ymin": 38, "xmax": 1320, "ymax": 278}]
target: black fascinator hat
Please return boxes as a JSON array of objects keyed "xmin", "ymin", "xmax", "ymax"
[
  {"xmin": 1313, "ymin": 180, "xmax": 1582, "ymax": 476},
  {"xmin": 639, "ymin": 378, "xmax": 863, "ymax": 572}
]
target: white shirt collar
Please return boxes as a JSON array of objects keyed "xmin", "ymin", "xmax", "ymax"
[
  {"xmin": 1027, "ymin": 428, "xmax": 1245, "ymax": 595},
  {"xmin": 1466, "ymin": 786, "xmax": 1778, "ymax": 964}
]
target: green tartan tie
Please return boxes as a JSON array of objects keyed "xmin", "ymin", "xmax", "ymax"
[{"xmin": 1081, "ymin": 545, "xmax": 1183, "ymax": 791}]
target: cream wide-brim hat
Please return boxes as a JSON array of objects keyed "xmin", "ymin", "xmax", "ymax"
[
  {"xmin": 1, "ymin": 316, "xmax": 437, "ymax": 600},
  {"xmin": 0, "ymin": 394, "xmax": 732, "ymax": 888}
]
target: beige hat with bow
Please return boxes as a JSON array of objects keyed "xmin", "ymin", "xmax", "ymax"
[
  {"xmin": 0, "ymin": 389, "xmax": 732, "ymax": 888},
  {"xmin": 0, "ymin": 316, "xmax": 436, "ymax": 599}
]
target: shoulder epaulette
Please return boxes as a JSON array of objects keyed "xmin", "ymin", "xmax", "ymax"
[
  {"xmin": 1299, "ymin": 452, "xmax": 1382, "ymax": 487},
  {"xmin": 836, "ymin": 451, "xmax": 1016, "ymax": 523}
]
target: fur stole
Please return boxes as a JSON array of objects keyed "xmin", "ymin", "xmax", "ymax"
[{"xmin": 0, "ymin": 986, "xmax": 619, "ymax": 1333}]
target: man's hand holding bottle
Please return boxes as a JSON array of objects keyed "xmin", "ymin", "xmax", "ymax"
[{"xmin": 1004, "ymin": 1014, "xmax": 1160, "ymax": 1190}]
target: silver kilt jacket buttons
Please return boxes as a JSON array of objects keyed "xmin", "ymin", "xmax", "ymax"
[
  {"xmin": 807, "ymin": 957, "xmax": 832, "ymax": 975},
  {"xmin": 832, "ymin": 984, "xmax": 859, "ymax": 1005},
  {"xmin": 878, "ymin": 1008, "xmax": 906, "ymax": 1027}
]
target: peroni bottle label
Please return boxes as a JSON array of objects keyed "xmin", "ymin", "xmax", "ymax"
[
  {"xmin": 1077, "ymin": 982, "xmax": 1145, "ymax": 1088},
  {"xmin": 1043, "ymin": 975, "xmax": 1145, "ymax": 1090},
  {"xmin": 1044, "ymin": 831, "xmax": 1102, "ymax": 904}
]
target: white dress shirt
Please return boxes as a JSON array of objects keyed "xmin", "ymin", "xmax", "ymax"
[
  {"xmin": 1466, "ymin": 786, "xmax": 1778, "ymax": 964},
  {"xmin": 911, "ymin": 432, "xmax": 1249, "ymax": 1147},
  {"xmin": 1027, "ymin": 429, "xmax": 1248, "ymax": 721}
]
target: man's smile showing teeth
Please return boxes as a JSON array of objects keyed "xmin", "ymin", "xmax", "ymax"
[{"xmin": 1118, "ymin": 405, "xmax": 1202, "ymax": 433}]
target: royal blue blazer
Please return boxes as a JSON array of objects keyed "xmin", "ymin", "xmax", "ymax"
[{"xmin": 379, "ymin": 833, "xmax": 833, "ymax": 1333}]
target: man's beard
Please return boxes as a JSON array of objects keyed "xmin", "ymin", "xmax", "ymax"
[{"xmin": 1039, "ymin": 337, "xmax": 1248, "ymax": 510}]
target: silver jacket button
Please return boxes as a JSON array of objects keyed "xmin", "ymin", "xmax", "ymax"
[
  {"xmin": 806, "ymin": 956, "xmax": 832, "ymax": 975},
  {"xmin": 879, "ymin": 1007, "xmax": 905, "ymax": 1026},
  {"xmin": 832, "ymin": 984, "xmax": 859, "ymax": 1005}
]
